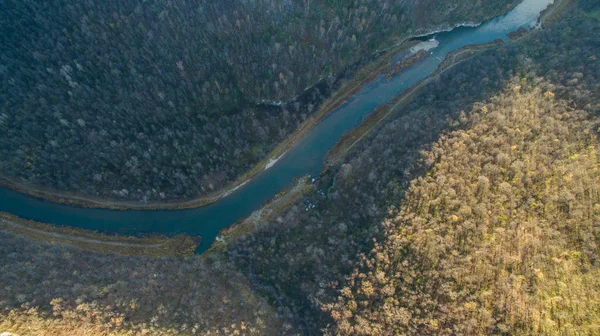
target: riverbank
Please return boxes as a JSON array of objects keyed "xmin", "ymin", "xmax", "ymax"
[
  {"xmin": 213, "ymin": 0, "xmax": 569, "ymax": 252},
  {"xmin": 539, "ymin": 0, "xmax": 573, "ymax": 26},
  {"xmin": 0, "ymin": 212, "xmax": 199, "ymax": 257},
  {"xmin": 326, "ymin": 0, "xmax": 568, "ymax": 164},
  {"xmin": 205, "ymin": 176, "xmax": 313, "ymax": 255},
  {"xmin": 0, "ymin": 40, "xmax": 422, "ymax": 211},
  {"xmin": 0, "ymin": 7, "xmax": 521, "ymax": 211},
  {"xmin": 326, "ymin": 39, "xmax": 504, "ymax": 164}
]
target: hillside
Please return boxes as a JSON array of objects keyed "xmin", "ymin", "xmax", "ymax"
[
  {"xmin": 0, "ymin": 231, "xmax": 286, "ymax": 335},
  {"xmin": 325, "ymin": 83, "xmax": 600, "ymax": 335},
  {"xmin": 226, "ymin": 1, "xmax": 600, "ymax": 333},
  {"xmin": 1, "ymin": 1, "xmax": 599, "ymax": 335},
  {"xmin": 0, "ymin": 0, "xmax": 518, "ymax": 202}
]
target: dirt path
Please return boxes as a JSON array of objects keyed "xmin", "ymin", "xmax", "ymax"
[
  {"xmin": 0, "ymin": 218, "xmax": 166, "ymax": 248},
  {"xmin": 0, "ymin": 214, "xmax": 199, "ymax": 256}
]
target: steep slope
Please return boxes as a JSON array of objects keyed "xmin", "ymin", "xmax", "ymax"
[
  {"xmin": 326, "ymin": 83, "xmax": 600, "ymax": 335},
  {"xmin": 1, "ymin": 1, "xmax": 598, "ymax": 335},
  {"xmin": 0, "ymin": 0, "xmax": 518, "ymax": 202},
  {"xmin": 0, "ymin": 231, "xmax": 285, "ymax": 335},
  {"xmin": 226, "ymin": 2, "xmax": 600, "ymax": 333}
]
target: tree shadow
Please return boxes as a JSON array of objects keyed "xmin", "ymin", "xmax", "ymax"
[{"xmin": 225, "ymin": 4, "xmax": 600, "ymax": 334}]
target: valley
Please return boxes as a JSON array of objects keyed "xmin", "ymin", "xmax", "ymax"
[{"xmin": 2, "ymin": 0, "xmax": 599, "ymax": 335}]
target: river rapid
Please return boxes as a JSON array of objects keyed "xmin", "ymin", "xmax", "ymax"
[{"xmin": 0, "ymin": 0, "xmax": 554, "ymax": 253}]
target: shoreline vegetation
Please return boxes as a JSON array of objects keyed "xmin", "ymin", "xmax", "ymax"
[
  {"xmin": 3, "ymin": 0, "xmax": 596, "ymax": 333},
  {"xmin": 207, "ymin": 176, "xmax": 313, "ymax": 255},
  {"xmin": 325, "ymin": 38, "xmax": 505, "ymax": 164},
  {"xmin": 326, "ymin": 0, "xmax": 566, "ymax": 164},
  {"xmin": 0, "ymin": 4, "xmax": 522, "ymax": 211},
  {"xmin": 0, "ymin": 38, "xmax": 424, "ymax": 210},
  {"xmin": 0, "ymin": 1, "xmax": 560, "ymax": 255},
  {"xmin": 0, "ymin": 212, "xmax": 199, "ymax": 257}
]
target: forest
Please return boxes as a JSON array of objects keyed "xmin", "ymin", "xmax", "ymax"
[
  {"xmin": 227, "ymin": 1, "xmax": 600, "ymax": 333},
  {"xmin": 0, "ymin": 0, "xmax": 517, "ymax": 201},
  {"xmin": 0, "ymin": 229, "xmax": 294, "ymax": 335},
  {"xmin": 1, "ymin": 0, "xmax": 599, "ymax": 335},
  {"xmin": 325, "ymin": 83, "xmax": 600, "ymax": 334}
]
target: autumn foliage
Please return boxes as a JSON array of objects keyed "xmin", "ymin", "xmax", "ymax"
[{"xmin": 325, "ymin": 83, "xmax": 600, "ymax": 335}]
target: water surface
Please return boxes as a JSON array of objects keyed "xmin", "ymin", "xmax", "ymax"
[{"xmin": 0, "ymin": 0, "xmax": 553, "ymax": 253}]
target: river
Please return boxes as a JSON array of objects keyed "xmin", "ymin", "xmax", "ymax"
[{"xmin": 0, "ymin": 0, "xmax": 554, "ymax": 253}]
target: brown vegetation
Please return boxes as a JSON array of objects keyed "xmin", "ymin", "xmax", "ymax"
[
  {"xmin": 0, "ymin": 230, "xmax": 286, "ymax": 335},
  {"xmin": 2, "ymin": 1, "xmax": 599, "ymax": 335},
  {"xmin": 325, "ymin": 82, "xmax": 600, "ymax": 335}
]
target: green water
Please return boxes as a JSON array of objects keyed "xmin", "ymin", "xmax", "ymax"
[{"xmin": 0, "ymin": 0, "xmax": 554, "ymax": 253}]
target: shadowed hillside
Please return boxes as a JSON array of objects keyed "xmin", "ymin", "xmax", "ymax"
[
  {"xmin": 1, "ymin": 1, "xmax": 599, "ymax": 335},
  {"xmin": 0, "ymin": 231, "xmax": 286, "ymax": 335},
  {"xmin": 0, "ymin": 0, "xmax": 518, "ymax": 201},
  {"xmin": 226, "ymin": 2, "xmax": 600, "ymax": 333}
]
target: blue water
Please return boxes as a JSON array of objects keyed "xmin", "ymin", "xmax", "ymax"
[{"xmin": 0, "ymin": 0, "xmax": 553, "ymax": 253}]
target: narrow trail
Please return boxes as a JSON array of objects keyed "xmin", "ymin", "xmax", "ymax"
[{"xmin": 0, "ymin": 218, "xmax": 167, "ymax": 248}]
